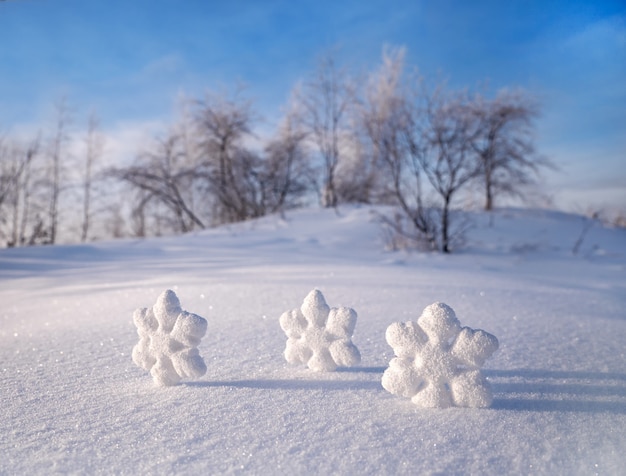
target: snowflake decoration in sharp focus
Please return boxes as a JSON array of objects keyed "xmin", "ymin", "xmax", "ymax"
[
  {"xmin": 279, "ymin": 289, "xmax": 361, "ymax": 372},
  {"xmin": 132, "ymin": 290, "xmax": 208, "ymax": 386},
  {"xmin": 382, "ymin": 302, "xmax": 499, "ymax": 408}
]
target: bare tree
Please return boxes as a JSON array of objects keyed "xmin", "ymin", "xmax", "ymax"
[
  {"xmin": 17, "ymin": 140, "xmax": 38, "ymax": 245},
  {"xmin": 362, "ymin": 51, "xmax": 480, "ymax": 253},
  {"xmin": 361, "ymin": 49, "xmax": 550, "ymax": 253},
  {"xmin": 81, "ymin": 113, "xmax": 105, "ymax": 242},
  {"xmin": 46, "ymin": 99, "xmax": 71, "ymax": 244},
  {"xmin": 261, "ymin": 112, "xmax": 311, "ymax": 214},
  {"xmin": 357, "ymin": 46, "xmax": 407, "ymax": 205},
  {"xmin": 293, "ymin": 54, "xmax": 355, "ymax": 207},
  {"xmin": 0, "ymin": 134, "xmax": 16, "ymax": 207},
  {"xmin": 194, "ymin": 92, "xmax": 257, "ymax": 223},
  {"xmin": 112, "ymin": 128, "xmax": 206, "ymax": 234},
  {"xmin": 0, "ymin": 136, "xmax": 22, "ymax": 246},
  {"xmin": 194, "ymin": 92, "xmax": 309, "ymax": 222},
  {"xmin": 470, "ymin": 89, "xmax": 549, "ymax": 210},
  {"xmin": 417, "ymin": 89, "xmax": 480, "ymax": 252},
  {"xmin": 361, "ymin": 48, "xmax": 438, "ymax": 249},
  {"xmin": 110, "ymin": 92, "xmax": 311, "ymax": 237},
  {"xmin": 0, "ymin": 135, "xmax": 45, "ymax": 247}
]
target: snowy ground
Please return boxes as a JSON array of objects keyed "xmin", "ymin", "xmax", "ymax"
[{"xmin": 1, "ymin": 206, "xmax": 625, "ymax": 475}]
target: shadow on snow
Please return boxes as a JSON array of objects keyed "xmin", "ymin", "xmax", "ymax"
[
  {"xmin": 485, "ymin": 368, "xmax": 626, "ymax": 415},
  {"xmin": 186, "ymin": 367, "xmax": 626, "ymax": 414},
  {"xmin": 186, "ymin": 378, "xmax": 382, "ymax": 391}
]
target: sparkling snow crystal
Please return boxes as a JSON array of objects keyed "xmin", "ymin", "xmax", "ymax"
[
  {"xmin": 382, "ymin": 302, "xmax": 499, "ymax": 408},
  {"xmin": 280, "ymin": 289, "xmax": 361, "ymax": 371},
  {"xmin": 132, "ymin": 290, "xmax": 208, "ymax": 386}
]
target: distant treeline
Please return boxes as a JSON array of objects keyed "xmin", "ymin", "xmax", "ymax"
[{"xmin": 0, "ymin": 47, "xmax": 550, "ymax": 252}]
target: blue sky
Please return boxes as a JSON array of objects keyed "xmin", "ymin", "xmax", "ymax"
[{"xmin": 1, "ymin": 0, "xmax": 624, "ymax": 212}]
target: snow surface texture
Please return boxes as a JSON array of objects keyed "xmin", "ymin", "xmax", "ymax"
[
  {"xmin": 382, "ymin": 302, "xmax": 499, "ymax": 408},
  {"xmin": 2, "ymin": 207, "xmax": 626, "ymax": 474},
  {"xmin": 280, "ymin": 289, "xmax": 361, "ymax": 371},
  {"xmin": 132, "ymin": 289, "xmax": 208, "ymax": 386}
]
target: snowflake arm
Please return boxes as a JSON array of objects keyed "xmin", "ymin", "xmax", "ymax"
[
  {"xmin": 132, "ymin": 307, "xmax": 157, "ymax": 371},
  {"xmin": 280, "ymin": 289, "xmax": 361, "ymax": 372},
  {"xmin": 300, "ymin": 289, "xmax": 331, "ymax": 327},
  {"xmin": 328, "ymin": 339, "xmax": 361, "ymax": 368},
  {"xmin": 132, "ymin": 290, "xmax": 208, "ymax": 386},
  {"xmin": 412, "ymin": 381, "xmax": 453, "ymax": 408},
  {"xmin": 381, "ymin": 357, "xmax": 425, "ymax": 398},
  {"xmin": 449, "ymin": 369, "xmax": 493, "ymax": 407},
  {"xmin": 279, "ymin": 308, "xmax": 307, "ymax": 338},
  {"xmin": 450, "ymin": 327, "xmax": 499, "ymax": 368},
  {"xmin": 417, "ymin": 302, "xmax": 461, "ymax": 345},
  {"xmin": 171, "ymin": 348, "xmax": 207, "ymax": 380},
  {"xmin": 170, "ymin": 311, "xmax": 208, "ymax": 348},
  {"xmin": 385, "ymin": 321, "xmax": 427, "ymax": 359},
  {"xmin": 326, "ymin": 307, "xmax": 357, "ymax": 337},
  {"xmin": 284, "ymin": 338, "xmax": 313, "ymax": 365}
]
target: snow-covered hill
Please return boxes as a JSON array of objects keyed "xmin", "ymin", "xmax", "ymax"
[{"xmin": 1, "ymin": 206, "xmax": 625, "ymax": 474}]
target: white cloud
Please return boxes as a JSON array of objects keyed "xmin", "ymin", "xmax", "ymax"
[
  {"xmin": 563, "ymin": 15, "xmax": 626, "ymax": 59},
  {"xmin": 133, "ymin": 53, "xmax": 186, "ymax": 83},
  {"xmin": 101, "ymin": 118, "xmax": 167, "ymax": 167}
]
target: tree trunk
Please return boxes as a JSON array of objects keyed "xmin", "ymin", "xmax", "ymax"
[
  {"xmin": 441, "ymin": 195, "xmax": 451, "ymax": 253},
  {"xmin": 485, "ymin": 185, "xmax": 493, "ymax": 211}
]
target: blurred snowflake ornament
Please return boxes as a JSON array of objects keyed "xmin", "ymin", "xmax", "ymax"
[
  {"xmin": 280, "ymin": 289, "xmax": 361, "ymax": 371},
  {"xmin": 382, "ymin": 302, "xmax": 499, "ymax": 408},
  {"xmin": 132, "ymin": 290, "xmax": 208, "ymax": 386}
]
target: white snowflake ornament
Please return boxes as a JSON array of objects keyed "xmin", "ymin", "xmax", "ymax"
[
  {"xmin": 382, "ymin": 302, "xmax": 499, "ymax": 408},
  {"xmin": 132, "ymin": 290, "xmax": 208, "ymax": 386},
  {"xmin": 280, "ymin": 289, "xmax": 361, "ymax": 372}
]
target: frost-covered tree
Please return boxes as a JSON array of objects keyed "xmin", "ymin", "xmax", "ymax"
[
  {"xmin": 360, "ymin": 49, "xmax": 549, "ymax": 252},
  {"xmin": 45, "ymin": 98, "xmax": 71, "ymax": 244},
  {"xmin": 0, "ymin": 137, "xmax": 27, "ymax": 246},
  {"xmin": 112, "ymin": 126, "xmax": 207, "ymax": 234},
  {"xmin": 80, "ymin": 112, "xmax": 105, "ymax": 242},
  {"xmin": 195, "ymin": 92, "xmax": 311, "ymax": 224},
  {"xmin": 363, "ymin": 69, "xmax": 479, "ymax": 251},
  {"xmin": 0, "ymin": 134, "xmax": 48, "ymax": 247},
  {"xmin": 417, "ymin": 88, "xmax": 480, "ymax": 253},
  {"xmin": 292, "ymin": 53, "xmax": 355, "ymax": 207},
  {"xmin": 261, "ymin": 112, "xmax": 311, "ymax": 214},
  {"xmin": 194, "ymin": 92, "xmax": 260, "ymax": 223},
  {"xmin": 470, "ymin": 89, "xmax": 549, "ymax": 210},
  {"xmin": 360, "ymin": 48, "xmax": 439, "ymax": 250},
  {"xmin": 111, "ymin": 92, "xmax": 312, "ymax": 236},
  {"xmin": 0, "ymin": 135, "xmax": 23, "ymax": 210},
  {"xmin": 359, "ymin": 46, "xmax": 410, "ymax": 205}
]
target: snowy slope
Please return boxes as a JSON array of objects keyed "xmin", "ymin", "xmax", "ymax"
[{"xmin": 1, "ymin": 206, "xmax": 625, "ymax": 475}]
